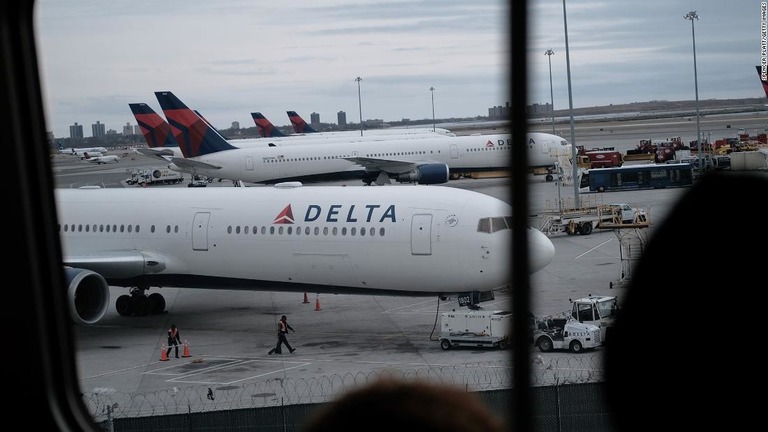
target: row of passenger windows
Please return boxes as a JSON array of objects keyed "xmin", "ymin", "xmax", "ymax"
[
  {"xmin": 467, "ymin": 146, "xmax": 510, "ymax": 151},
  {"xmin": 58, "ymin": 224, "xmax": 180, "ymax": 234},
  {"xmin": 227, "ymin": 225, "xmax": 387, "ymax": 237},
  {"xmin": 263, "ymin": 150, "xmax": 431, "ymax": 163}
]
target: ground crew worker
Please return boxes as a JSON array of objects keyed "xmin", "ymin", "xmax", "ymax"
[
  {"xmin": 166, "ymin": 324, "xmax": 181, "ymax": 358},
  {"xmin": 268, "ymin": 315, "xmax": 295, "ymax": 355}
]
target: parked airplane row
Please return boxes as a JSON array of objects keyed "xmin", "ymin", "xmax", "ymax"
[
  {"xmin": 56, "ymin": 92, "xmax": 564, "ymax": 325},
  {"xmin": 129, "ymin": 91, "xmax": 573, "ymax": 185},
  {"xmin": 57, "ymin": 184, "xmax": 556, "ymax": 324}
]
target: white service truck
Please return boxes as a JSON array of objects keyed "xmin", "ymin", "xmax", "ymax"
[
  {"xmin": 438, "ymin": 309, "xmax": 512, "ymax": 350},
  {"xmin": 532, "ymin": 317, "xmax": 602, "ymax": 353},
  {"xmin": 570, "ymin": 295, "xmax": 619, "ymax": 343},
  {"xmin": 125, "ymin": 168, "xmax": 184, "ymax": 186}
]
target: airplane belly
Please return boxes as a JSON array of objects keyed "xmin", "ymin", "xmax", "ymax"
[{"xmin": 292, "ymin": 253, "xmax": 359, "ymax": 286}]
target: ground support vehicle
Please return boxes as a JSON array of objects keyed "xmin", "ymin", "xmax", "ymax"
[
  {"xmin": 438, "ymin": 309, "xmax": 512, "ymax": 350},
  {"xmin": 570, "ymin": 295, "xmax": 619, "ymax": 343},
  {"xmin": 532, "ymin": 317, "xmax": 601, "ymax": 353},
  {"xmin": 536, "ymin": 199, "xmax": 647, "ymax": 236},
  {"xmin": 124, "ymin": 168, "xmax": 184, "ymax": 186}
]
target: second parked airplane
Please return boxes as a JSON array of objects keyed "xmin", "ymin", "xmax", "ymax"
[{"xmin": 156, "ymin": 91, "xmax": 572, "ymax": 185}]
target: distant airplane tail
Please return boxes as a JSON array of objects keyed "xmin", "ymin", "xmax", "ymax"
[
  {"xmin": 251, "ymin": 112, "xmax": 286, "ymax": 137},
  {"xmin": 154, "ymin": 91, "xmax": 237, "ymax": 157},
  {"xmin": 129, "ymin": 103, "xmax": 179, "ymax": 149},
  {"xmin": 757, "ymin": 65, "xmax": 768, "ymax": 98},
  {"xmin": 287, "ymin": 110, "xmax": 318, "ymax": 133}
]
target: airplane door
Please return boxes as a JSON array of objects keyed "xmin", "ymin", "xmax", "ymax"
[
  {"xmin": 450, "ymin": 144, "xmax": 458, "ymax": 159},
  {"xmin": 245, "ymin": 156, "xmax": 254, "ymax": 171},
  {"xmin": 192, "ymin": 212, "xmax": 210, "ymax": 251},
  {"xmin": 411, "ymin": 214, "xmax": 432, "ymax": 255}
]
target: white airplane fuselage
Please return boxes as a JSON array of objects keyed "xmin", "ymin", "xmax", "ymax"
[
  {"xmin": 170, "ymin": 133, "xmax": 570, "ymax": 184},
  {"xmin": 56, "ymin": 184, "xmax": 532, "ymax": 293},
  {"xmin": 55, "ymin": 185, "xmax": 555, "ymax": 324}
]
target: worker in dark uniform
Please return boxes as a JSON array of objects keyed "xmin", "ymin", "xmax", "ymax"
[
  {"xmin": 268, "ymin": 315, "xmax": 295, "ymax": 355},
  {"xmin": 166, "ymin": 324, "xmax": 181, "ymax": 358}
]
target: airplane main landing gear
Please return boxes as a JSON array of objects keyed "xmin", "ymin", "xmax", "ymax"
[{"xmin": 115, "ymin": 286, "xmax": 166, "ymax": 317}]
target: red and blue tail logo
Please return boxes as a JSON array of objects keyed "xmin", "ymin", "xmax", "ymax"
[
  {"xmin": 129, "ymin": 103, "xmax": 178, "ymax": 148},
  {"xmin": 273, "ymin": 205, "xmax": 295, "ymax": 224},
  {"xmin": 757, "ymin": 66, "xmax": 768, "ymax": 99},
  {"xmin": 287, "ymin": 111, "xmax": 317, "ymax": 133},
  {"xmin": 155, "ymin": 91, "xmax": 237, "ymax": 158},
  {"xmin": 252, "ymin": 112, "xmax": 286, "ymax": 137}
]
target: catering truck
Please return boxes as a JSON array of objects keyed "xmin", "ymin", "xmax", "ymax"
[
  {"xmin": 438, "ymin": 309, "xmax": 512, "ymax": 350},
  {"xmin": 124, "ymin": 168, "xmax": 184, "ymax": 186}
]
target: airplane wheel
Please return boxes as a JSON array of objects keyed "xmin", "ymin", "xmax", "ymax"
[
  {"xmin": 116, "ymin": 295, "xmax": 132, "ymax": 316},
  {"xmin": 131, "ymin": 295, "xmax": 149, "ymax": 316},
  {"xmin": 440, "ymin": 340, "xmax": 452, "ymax": 350},
  {"xmin": 148, "ymin": 293, "xmax": 166, "ymax": 314}
]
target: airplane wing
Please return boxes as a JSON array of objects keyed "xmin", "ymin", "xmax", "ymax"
[
  {"xmin": 345, "ymin": 156, "xmax": 436, "ymax": 174},
  {"xmin": 63, "ymin": 250, "xmax": 167, "ymax": 279},
  {"xmin": 170, "ymin": 157, "xmax": 223, "ymax": 170},
  {"xmin": 136, "ymin": 148, "xmax": 175, "ymax": 157}
]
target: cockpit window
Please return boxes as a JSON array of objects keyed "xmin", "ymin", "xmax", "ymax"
[{"xmin": 477, "ymin": 216, "xmax": 514, "ymax": 233}]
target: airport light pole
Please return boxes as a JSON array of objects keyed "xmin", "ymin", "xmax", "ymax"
[
  {"xmin": 545, "ymin": 49, "xmax": 556, "ymax": 134},
  {"xmin": 355, "ymin": 76, "xmax": 363, "ymax": 136},
  {"xmin": 684, "ymin": 11, "xmax": 702, "ymax": 174},
  {"xmin": 429, "ymin": 86, "xmax": 436, "ymax": 132},
  {"xmin": 562, "ymin": 0, "xmax": 579, "ymax": 207}
]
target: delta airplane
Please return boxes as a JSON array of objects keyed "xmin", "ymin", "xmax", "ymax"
[
  {"xmin": 59, "ymin": 145, "xmax": 108, "ymax": 157},
  {"xmin": 56, "ymin": 184, "xmax": 555, "ymax": 324},
  {"xmin": 82, "ymin": 152, "xmax": 120, "ymax": 164},
  {"xmin": 285, "ymin": 110, "xmax": 456, "ymax": 137},
  {"xmin": 757, "ymin": 65, "xmax": 768, "ymax": 99},
  {"xmin": 252, "ymin": 112, "xmax": 287, "ymax": 137},
  {"xmin": 130, "ymin": 102, "xmax": 185, "ymax": 162},
  {"xmin": 157, "ymin": 91, "xmax": 572, "ymax": 185}
]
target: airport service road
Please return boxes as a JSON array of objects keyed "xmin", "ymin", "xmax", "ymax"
[{"xmin": 529, "ymin": 111, "xmax": 767, "ymax": 154}]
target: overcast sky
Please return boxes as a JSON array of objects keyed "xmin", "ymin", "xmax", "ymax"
[{"xmin": 35, "ymin": 0, "xmax": 764, "ymax": 138}]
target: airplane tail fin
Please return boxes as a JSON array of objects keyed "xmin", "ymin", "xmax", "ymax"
[
  {"xmin": 129, "ymin": 103, "xmax": 179, "ymax": 149},
  {"xmin": 757, "ymin": 66, "xmax": 768, "ymax": 99},
  {"xmin": 252, "ymin": 112, "xmax": 286, "ymax": 137},
  {"xmin": 287, "ymin": 110, "xmax": 318, "ymax": 133},
  {"xmin": 154, "ymin": 91, "xmax": 237, "ymax": 157}
]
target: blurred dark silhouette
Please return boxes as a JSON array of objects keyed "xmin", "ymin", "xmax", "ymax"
[{"xmin": 605, "ymin": 171, "xmax": 768, "ymax": 431}]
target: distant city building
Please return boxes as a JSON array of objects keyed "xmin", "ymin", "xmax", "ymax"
[
  {"xmin": 488, "ymin": 102, "xmax": 510, "ymax": 119},
  {"xmin": 91, "ymin": 121, "xmax": 105, "ymax": 138},
  {"xmin": 401, "ymin": 118, "xmax": 411, "ymax": 123},
  {"xmin": 337, "ymin": 111, "xmax": 347, "ymax": 126},
  {"xmin": 122, "ymin": 122, "xmax": 134, "ymax": 136},
  {"xmin": 133, "ymin": 125, "xmax": 141, "ymax": 135},
  {"xmin": 366, "ymin": 119, "xmax": 384, "ymax": 125},
  {"xmin": 310, "ymin": 112, "xmax": 320, "ymax": 125},
  {"xmin": 527, "ymin": 103, "xmax": 552, "ymax": 115},
  {"xmin": 231, "ymin": 121, "xmax": 240, "ymax": 130},
  {"xmin": 69, "ymin": 122, "xmax": 83, "ymax": 139},
  {"xmin": 106, "ymin": 129, "xmax": 117, "ymax": 136}
]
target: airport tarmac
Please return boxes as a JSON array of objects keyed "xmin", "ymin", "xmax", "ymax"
[{"xmin": 51, "ymin": 113, "xmax": 765, "ymax": 417}]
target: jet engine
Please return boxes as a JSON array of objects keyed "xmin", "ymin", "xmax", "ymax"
[
  {"xmin": 64, "ymin": 267, "xmax": 110, "ymax": 325},
  {"xmin": 395, "ymin": 163, "xmax": 450, "ymax": 184}
]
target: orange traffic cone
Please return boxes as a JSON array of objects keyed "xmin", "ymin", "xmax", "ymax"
[
  {"xmin": 181, "ymin": 340, "xmax": 191, "ymax": 358},
  {"xmin": 302, "ymin": 292, "xmax": 309, "ymax": 304},
  {"xmin": 160, "ymin": 344, "xmax": 169, "ymax": 361},
  {"xmin": 315, "ymin": 295, "xmax": 321, "ymax": 311}
]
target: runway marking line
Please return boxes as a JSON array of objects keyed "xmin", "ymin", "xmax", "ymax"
[{"xmin": 574, "ymin": 238, "xmax": 614, "ymax": 260}]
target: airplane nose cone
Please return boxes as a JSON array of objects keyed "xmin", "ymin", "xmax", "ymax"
[{"xmin": 527, "ymin": 227, "xmax": 555, "ymax": 273}]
